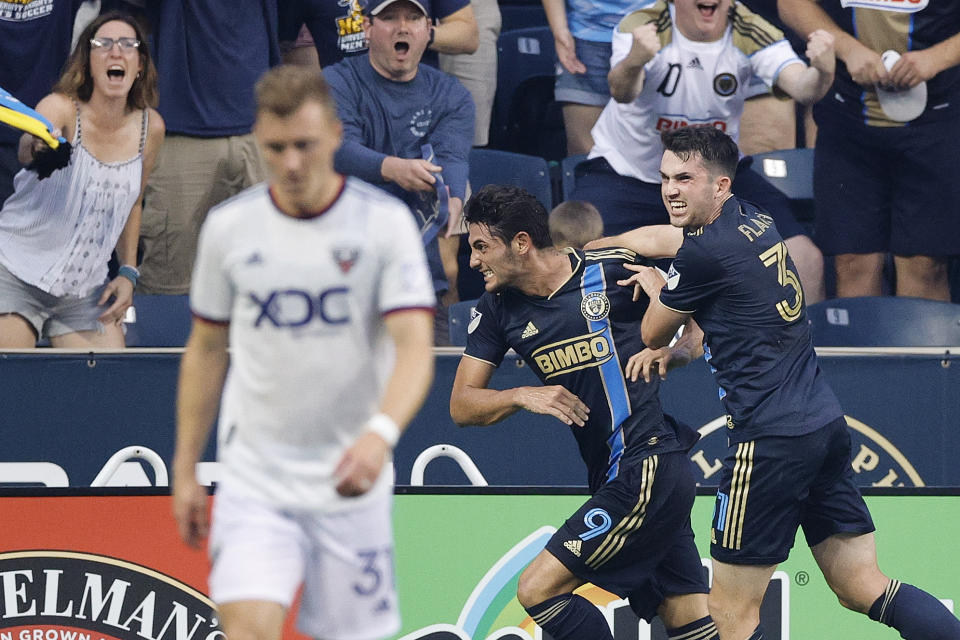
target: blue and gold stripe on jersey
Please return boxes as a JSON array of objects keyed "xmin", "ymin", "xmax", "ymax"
[{"xmin": 580, "ymin": 261, "xmax": 632, "ymax": 482}]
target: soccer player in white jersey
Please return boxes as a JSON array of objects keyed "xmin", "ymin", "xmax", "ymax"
[
  {"xmin": 572, "ymin": 0, "xmax": 835, "ymax": 303},
  {"xmin": 171, "ymin": 65, "xmax": 436, "ymax": 640}
]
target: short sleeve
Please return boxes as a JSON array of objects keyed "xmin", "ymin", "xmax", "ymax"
[
  {"xmin": 610, "ymin": 23, "xmax": 635, "ymax": 68},
  {"xmin": 657, "ymin": 239, "xmax": 718, "ymax": 314},
  {"xmin": 751, "ymin": 39, "xmax": 803, "ymax": 89},
  {"xmin": 463, "ymin": 294, "xmax": 509, "ymax": 367},
  {"xmin": 377, "ymin": 202, "xmax": 436, "ymax": 314},
  {"xmin": 189, "ymin": 212, "xmax": 234, "ymax": 322}
]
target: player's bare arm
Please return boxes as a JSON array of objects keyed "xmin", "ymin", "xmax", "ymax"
[
  {"xmin": 778, "ymin": 0, "xmax": 887, "ymax": 87},
  {"xmin": 609, "ymin": 22, "xmax": 661, "ymax": 103},
  {"xmin": 173, "ymin": 319, "xmax": 230, "ymax": 549},
  {"xmin": 775, "ymin": 30, "xmax": 835, "ymax": 104},
  {"xmin": 336, "ymin": 309, "xmax": 434, "ymax": 497},
  {"xmin": 584, "ymin": 224, "xmax": 683, "ymax": 258},
  {"xmin": 17, "ymin": 93, "xmax": 73, "ymax": 164},
  {"xmin": 625, "ymin": 318, "xmax": 704, "ymax": 382},
  {"xmin": 450, "ymin": 356, "xmax": 590, "ymax": 427}
]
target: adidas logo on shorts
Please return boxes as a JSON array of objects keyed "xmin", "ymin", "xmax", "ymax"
[{"xmin": 564, "ymin": 539, "xmax": 582, "ymax": 557}]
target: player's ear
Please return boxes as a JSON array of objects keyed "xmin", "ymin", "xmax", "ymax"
[
  {"xmin": 513, "ymin": 231, "xmax": 531, "ymax": 255},
  {"xmin": 715, "ymin": 174, "xmax": 731, "ymax": 197}
]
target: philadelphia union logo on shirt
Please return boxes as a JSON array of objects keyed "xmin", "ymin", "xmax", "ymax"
[
  {"xmin": 409, "ymin": 109, "xmax": 433, "ymax": 137},
  {"xmin": 713, "ymin": 73, "xmax": 738, "ymax": 96},
  {"xmin": 580, "ymin": 292, "xmax": 610, "ymax": 321}
]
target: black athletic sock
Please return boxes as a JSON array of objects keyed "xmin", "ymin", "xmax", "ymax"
[
  {"xmin": 868, "ymin": 580, "xmax": 960, "ymax": 640},
  {"xmin": 524, "ymin": 593, "xmax": 614, "ymax": 640},
  {"xmin": 666, "ymin": 614, "xmax": 720, "ymax": 639}
]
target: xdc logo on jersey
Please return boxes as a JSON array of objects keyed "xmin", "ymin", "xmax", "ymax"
[{"xmin": 251, "ymin": 287, "xmax": 350, "ymax": 328}]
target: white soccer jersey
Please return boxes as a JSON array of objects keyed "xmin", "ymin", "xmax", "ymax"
[
  {"xmin": 589, "ymin": 0, "xmax": 802, "ymax": 183},
  {"xmin": 190, "ymin": 177, "xmax": 435, "ymax": 512}
]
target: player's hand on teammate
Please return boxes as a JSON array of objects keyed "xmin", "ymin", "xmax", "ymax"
[
  {"xmin": 553, "ymin": 27, "xmax": 587, "ymax": 75},
  {"xmin": 381, "ymin": 156, "xmax": 441, "ymax": 192},
  {"xmin": 625, "ymin": 347, "xmax": 675, "ymax": 383},
  {"xmin": 805, "ymin": 29, "xmax": 835, "ymax": 76},
  {"xmin": 335, "ymin": 432, "xmax": 388, "ymax": 497},
  {"xmin": 617, "ymin": 263, "xmax": 666, "ymax": 302},
  {"xmin": 97, "ymin": 275, "xmax": 134, "ymax": 326},
  {"xmin": 172, "ymin": 474, "xmax": 209, "ymax": 549},
  {"xmin": 842, "ymin": 41, "xmax": 888, "ymax": 88},
  {"xmin": 887, "ymin": 49, "xmax": 941, "ymax": 90},
  {"xmin": 514, "ymin": 385, "xmax": 590, "ymax": 427},
  {"xmin": 629, "ymin": 23, "xmax": 662, "ymax": 66}
]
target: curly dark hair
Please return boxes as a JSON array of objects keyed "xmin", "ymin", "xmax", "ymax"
[
  {"xmin": 660, "ymin": 126, "xmax": 739, "ymax": 180},
  {"xmin": 463, "ymin": 184, "xmax": 553, "ymax": 249}
]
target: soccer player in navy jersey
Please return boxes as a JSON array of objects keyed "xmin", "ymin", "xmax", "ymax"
[
  {"xmin": 449, "ymin": 184, "xmax": 719, "ymax": 640},
  {"xmin": 626, "ymin": 125, "xmax": 960, "ymax": 640}
]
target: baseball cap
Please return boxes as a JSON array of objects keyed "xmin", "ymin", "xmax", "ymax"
[
  {"xmin": 875, "ymin": 50, "xmax": 927, "ymax": 122},
  {"xmin": 367, "ymin": 0, "xmax": 432, "ymax": 18}
]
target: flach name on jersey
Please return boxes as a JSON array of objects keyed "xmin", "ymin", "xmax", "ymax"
[{"xmin": 738, "ymin": 212, "xmax": 775, "ymax": 242}]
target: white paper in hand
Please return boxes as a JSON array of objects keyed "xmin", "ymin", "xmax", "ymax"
[{"xmin": 875, "ymin": 50, "xmax": 927, "ymax": 122}]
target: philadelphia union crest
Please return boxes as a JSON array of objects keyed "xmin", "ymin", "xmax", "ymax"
[{"xmin": 580, "ymin": 292, "xmax": 610, "ymax": 321}]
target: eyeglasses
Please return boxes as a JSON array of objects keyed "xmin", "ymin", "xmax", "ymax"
[{"xmin": 90, "ymin": 37, "xmax": 141, "ymax": 51}]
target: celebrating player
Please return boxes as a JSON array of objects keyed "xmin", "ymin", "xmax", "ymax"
[
  {"xmin": 628, "ymin": 125, "xmax": 960, "ymax": 640},
  {"xmin": 172, "ymin": 65, "xmax": 436, "ymax": 640},
  {"xmin": 449, "ymin": 184, "xmax": 718, "ymax": 640}
]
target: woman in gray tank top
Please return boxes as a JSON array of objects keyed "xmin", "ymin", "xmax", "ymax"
[{"xmin": 0, "ymin": 11, "xmax": 165, "ymax": 348}]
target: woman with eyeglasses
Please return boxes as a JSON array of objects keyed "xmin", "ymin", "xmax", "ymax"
[{"xmin": 0, "ymin": 11, "xmax": 164, "ymax": 348}]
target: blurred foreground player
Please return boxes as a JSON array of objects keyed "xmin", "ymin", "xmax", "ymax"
[
  {"xmin": 628, "ymin": 126, "xmax": 960, "ymax": 640},
  {"xmin": 450, "ymin": 184, "xmax": 719, "ymax": 640},
  {"xmin": 172, "ymin": 66, "xmax": 435, "ymax": 640}
]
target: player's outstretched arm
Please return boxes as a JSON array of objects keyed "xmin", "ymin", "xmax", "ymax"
[
  {"xmin": 584, "ymin": 225, "xmax": 683, "ymax": 258},
  {"xmin": 172, "ymin": 319, "xmax": 229, "ymax": 549},
  {"xmin": 450, "ymin": 356, "xmax": 590, "ymax": 427},
  {"xmin": 336, "ymin": 309, "xmax": 435, "ymax": 497}
]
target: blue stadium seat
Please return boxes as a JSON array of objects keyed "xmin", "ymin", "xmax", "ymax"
[
  {"xmin": 123, "ymin": 294, "xmax": 192, "ymax": 347},
  {"xmin": 559, "ymin": 153, "xmax": 588, "ymax": 202},
  {"xmin": 807, "ymin": 296, "xmax": 960, "ymax": 347},
  {"xmin": 490, "ymin": 27, "xmax": 564, "ymax": 159},
  {"xmin": 469, "ymin": 148, "xmax": 554, "ymax": 209},
  {"xmin": 448, "ymin": 298, "xmax": 480, "ymax": 347},
  {"xmin": 748, "ymin": 148, "xmax": 813, "ymax": 202}
]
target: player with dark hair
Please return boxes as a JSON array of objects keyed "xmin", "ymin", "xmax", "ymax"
[
  {"xmin": 625, "ymin": 125, "xmax": 960, "ymax": 640},
  {"xmin": 449, "ymin": 183, "xmax": 718, "ymax": 640}
]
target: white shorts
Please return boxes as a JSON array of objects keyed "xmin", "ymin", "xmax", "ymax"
[{"xmin": 208, "ymin": 484, "xmax": 399, "ymax": 640}]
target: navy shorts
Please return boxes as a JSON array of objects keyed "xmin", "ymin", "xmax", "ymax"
[
  {"xmin": 710, "ymin": 417, "xmax": 875, "ymax": 566},
  {"xmin": 546, "ymin": 451, "xmax": 708, "ymax": 621},
  {"xmin": 813, "ymin": 115, "xmax": 960, "ymax": 256},
  {"xmin": 554, "ymin": 38, "xmax": 612, "ymax": 107},
  {"xmin": 570, "ymin": 157, "xmax": 806, "ymax": 239}
]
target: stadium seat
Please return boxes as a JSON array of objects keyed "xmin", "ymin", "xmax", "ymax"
[
  {"xmin": 448, "ymin": 298, "xmax": 480, "ymax": 347},
  {"xmin": 469, "ymin": 148, "xmax": 554, "ymax": 209},
  {"xmin": 807, "ymin": 296, "xmax": 960, "ymax": 347},
  {"xmin": 123, "ymin": 294, "xmax": 192, "ymax": 347},
  {"xmin": 490, "ymin": 27, "xmax": 565, "ymax": 159},
  {"xmin": 559, "ymin": 153, "xmax": 588, "ymax": 202},
  {"xmin": 748, "ymin": 148, "xmax": 813, "ymax": 201}
]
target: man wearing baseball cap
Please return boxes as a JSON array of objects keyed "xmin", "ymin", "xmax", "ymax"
[{"xmin": 324, "ymin": 0, "xmax": 475, "ymax": 345}]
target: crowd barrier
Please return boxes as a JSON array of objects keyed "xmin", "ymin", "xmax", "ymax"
[{"xmin": 0, "ymin": 348, "xmax": 958, "ymax": 487}]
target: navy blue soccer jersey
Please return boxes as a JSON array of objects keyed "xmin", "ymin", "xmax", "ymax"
[
  {"xmin": 465, "ymin": 249, "xmax": 698, "ymax": 492},
  {"xmin": 658, "ymin": 196, "xmax": 843, "ymax": 443}
]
